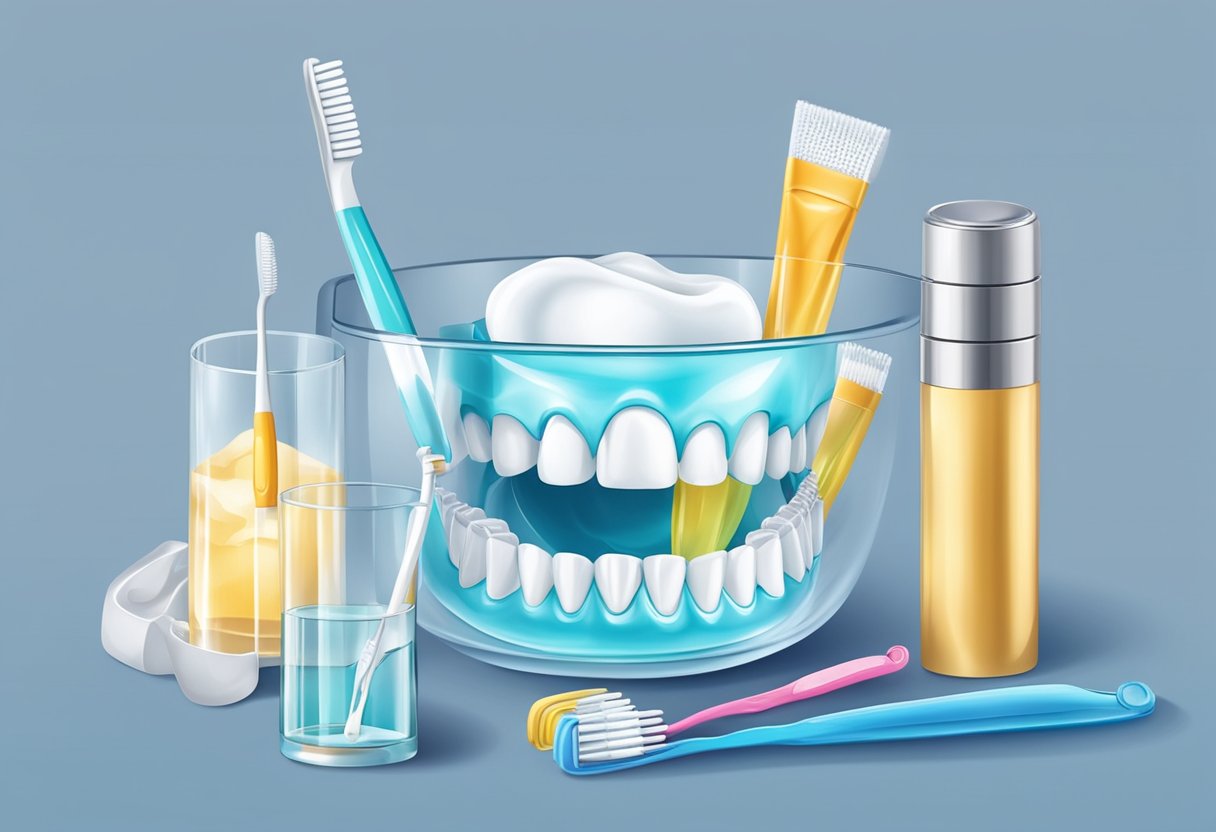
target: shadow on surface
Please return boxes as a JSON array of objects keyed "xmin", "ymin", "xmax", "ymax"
[{"xmin": 247, "ymin": 666, "xmax": 280, "ymax": 701}]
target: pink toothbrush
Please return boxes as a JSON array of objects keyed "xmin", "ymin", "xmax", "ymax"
[
  {"xmin": 666, "ymin": 645, "xmax": 909, "ymax": 736},
  {"xmin": 528, "ymin": 646, "xmax": 908, "ymax": 750}
]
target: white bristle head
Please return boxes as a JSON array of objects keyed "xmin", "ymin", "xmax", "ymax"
[
  {"xmin": 578, "ymin": 720, "xmax": 668, "ymax": 763},
  {"xmin": 254, "ymin": 232, "xmax": 278, "ymax": 297},
  {"xmin": 788, "ymin": 101, "xmax": 890, "ymax": 183},
  {"xmin": 309, "ymin": 59, "xmax": 363, "ymax": 161},
  {"xmin": 837, "ymin": 342, "xmax": 892, "ymax": 393}
]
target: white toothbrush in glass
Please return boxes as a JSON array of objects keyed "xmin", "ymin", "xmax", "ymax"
[{"xmin": 345, "ymin": 448, "xmax": 446, "ymax": 740}]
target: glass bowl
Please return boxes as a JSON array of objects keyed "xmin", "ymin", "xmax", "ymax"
[{"xmin": 317, "ymin": 255, "xmax": 919, "ymax": 677}]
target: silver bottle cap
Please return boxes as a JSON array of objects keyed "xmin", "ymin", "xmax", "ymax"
[
  {"xmin": 921, "ymin": 200, "xmax": 1040, "ymax": 389},
  {"xmin": 923, "ymin": 200, "xmax": 1039, "ymax": 287}
]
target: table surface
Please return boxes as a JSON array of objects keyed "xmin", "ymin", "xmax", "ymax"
[{"xmin": 4, "ymin": 1, "xmax": 1212, "ymax": 829}]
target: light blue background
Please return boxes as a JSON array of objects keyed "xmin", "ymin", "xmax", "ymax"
[{"xmin": 3, "ymin": 0, "xmax": 1212, "ymax": 829}]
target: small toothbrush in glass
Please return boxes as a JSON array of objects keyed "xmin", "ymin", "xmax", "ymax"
[
  {"xmin": 553, "ymin": 680, "xmax": 1156, "ymax": 775},
  {"xmin": 302, "ymin": 57, "xmax": 450, "ymax": 461},
  {"xmin": 252, "ymin": 232, "xmax": 278, "ymax": 511},
  {"xmin": 344, "ymin": 448, "xmax": 446, "ymax": 740},
  {"xmin": 528, "ymin": 646, "xmax": 909, "ymax": 751}
]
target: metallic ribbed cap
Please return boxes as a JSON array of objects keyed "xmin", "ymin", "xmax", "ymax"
[
  {"xmin": 923, "ymin": 201, "xmax": 1039, "ymax": 287},
  {"xmin": 921, "ymin": 200, "xmax": 1040, "ymax": 389}
]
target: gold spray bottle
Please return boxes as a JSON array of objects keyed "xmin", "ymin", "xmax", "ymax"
[{"xmin": 920, "ymin": 201, "xmax": 1040, "ymax": 677}]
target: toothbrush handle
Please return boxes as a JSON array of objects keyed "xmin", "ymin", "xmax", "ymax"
[
  {"xmin": 335, "ymin": 207, "xmax": 452, "ymax": 460},
  {"xmin": 666, "ymin": 682, "xmax": 1155, "ymax": 760},
  {"xmin": 335, "ymin": 206, "xmax": 415, "ymax": 335},
  {"xmin": 666, "ymin": 645, "xmax": 909, "ymax": 736}
]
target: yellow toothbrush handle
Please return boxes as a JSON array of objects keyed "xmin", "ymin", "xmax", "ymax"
[
  {"xmin": 671, "ymin": 478, "xmax": 752, "ymax": 559},
  {"xmin": 253, "ymin": 411, "xmax": 279, "ymax": 508},
  {"xmin": 812, "ymin": 378, "xmax": 881, "ymax": 514}
]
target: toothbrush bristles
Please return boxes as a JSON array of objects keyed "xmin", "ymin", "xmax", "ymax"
[
  {"xmin": 310, "ymin": 59, "xmax": 362, "ymax": 161},
  {"xmin": 838, "ymin": 342, "xmax": 892, "ymax": 394},
  {"xmin": 575, "ymin": 704, "xmax": 668, "ymax": 764},
  {"xmin": 254, "ymin": 232, "xmax": 278, "ymax": 296}
]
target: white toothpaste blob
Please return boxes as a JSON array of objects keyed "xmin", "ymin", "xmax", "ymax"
[{"xmin": 485, "ymin": 252, "xmax": 763, "ymax": 345}]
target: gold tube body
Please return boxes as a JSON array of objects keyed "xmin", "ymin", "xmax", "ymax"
[
  {"xmin": 920, "ymin": 383, "xmax": 1038, "ymax": 677},
  {"xmin": 764, "ymin": 159, "xmax": 867, "ymax": 339}
]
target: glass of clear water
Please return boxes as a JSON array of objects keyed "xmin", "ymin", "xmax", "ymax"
[{"xmin": 278, "ymin": 483, "xmax": 419, "ymax": 767}]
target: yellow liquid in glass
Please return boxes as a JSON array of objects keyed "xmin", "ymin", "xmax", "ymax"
[{"xmin": 188, "ymin": 429, "xmax": 340, "ymax": 656}]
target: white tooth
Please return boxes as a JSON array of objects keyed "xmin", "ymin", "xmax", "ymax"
[
  {"xmin": 596, "ymin": 407, "xmax": 677, "ymax": 489},
  {"xmin": 728, "ymin": 412, "xmax": 769, "ymax": 486},
  {"xmin": 537, "ymin": 415, "xmax": 595, "ymax": 485},
  {"xmin": 725, "ymin": 544, "xmax": 756, "ymax": 607},
  {"xmin": 492, "ymin": 415, "xmax": 539, "ymax": 476},
  {"xmin": 765, "ymin": 427, "xmax": 792, "ymax": 479},
  {"xmin": 553, "ymin": 552, "xmax": 594, "ymax": 613},
  {"xmin": 594, "ymin": 554, "xmax": 643, "ymax": 614},
  {"xmin": 518, "ymin": 544, "xmax": 555, "ymax": 606},
  {"xmin": 459, "ymin": 519, "xmax": 508, "ymax": 588},
  {"xmin": 747, "ymin": 529, "xmax": 785, "ymax": 598},
  {"xmin": 449, "ymin": 505, "xmax": 485, "ymax": 566},
  {"xmin": 485, "ymin": 532, "xmax": 521, "ymax": 599},
  {"xmin": 686, "ymin": 550, "xmax": 726, "ymax": 613},
  {"xmin": 437, "ymin": 490, "xmax": 461, "ymax": 539},
  {"xmin": 762, "ymin": 516, "xmax": 805, "ymax": 581},
  {"xmin": 789, "ymin": 424, "xmax": 807, "ymax": 473},
  {"xmin": 805, "ymin": 402, "xmax": 830, "ymax": 467},
  {"xmin": 642, "ymin": 554, "xmax": 686, "ymax": 616},
  {"xmin": 810, "ymin": 497, "xmax": 824, "ymax": 557},
  {"xmin": 678, "ymin": 423, "xmax": 728, "ymax": 486},
  {"xmin": 794, "ymin": 510, "xmax": 813, "ymax": 568},
  {"xmin": 463, "ymin": 413, "xmax": 493, "ymax": 462},
  {"xmin": 778, "ymin": 505, "xmax": 812, "ymax": 566}
]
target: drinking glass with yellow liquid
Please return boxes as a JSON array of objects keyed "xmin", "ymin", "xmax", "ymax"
[{"xmin": 189, "ymin": 331, "xmax": 344, "ymax": 657}]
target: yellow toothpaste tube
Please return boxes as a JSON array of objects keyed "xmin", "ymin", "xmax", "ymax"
[
  {"xmin": 766, "ymin": 101, "xmax": 890, "ymax": 338},
  {"xmin": 671, "ymin": 102, "xmax": 890, "ymax": 557},
  {"xmin": 812, "ymin": 342, "xmax": 891, "ymax": 514}
]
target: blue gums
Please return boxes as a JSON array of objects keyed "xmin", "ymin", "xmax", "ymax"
[
  {"xmin": 336, "ymin": 207, "xmax": 451, "ymax": 460},
  {"xmin": 438, "ymin": 321, "xmax": 837, "ymax": 454}
]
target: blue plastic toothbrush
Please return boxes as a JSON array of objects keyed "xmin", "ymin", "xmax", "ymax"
[
  {"xmin": 303, "ymin": 58, "xmax": 451, "ymax": 460},
  {"xmin": 553, "ymin": 681, "xmax": 1155, "ymax": 775}
]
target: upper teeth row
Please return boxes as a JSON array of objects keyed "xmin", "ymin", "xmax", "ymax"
[
  {"xmin": 459, "ymin": 406, "xmax": 829, "ymax": 489},
  {"xmin": 434, "ymin": 474, "xmax": 822, "ymax": 616}
]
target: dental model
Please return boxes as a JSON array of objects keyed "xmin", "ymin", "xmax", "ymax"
[{"xmin": 426, "ymin": 253, "xmax": 837, "ymax": 660}]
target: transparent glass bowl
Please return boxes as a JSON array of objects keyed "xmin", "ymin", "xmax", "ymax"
[{"xmin": 317, "ymin": 256, "xmax": 919, "ymax": 677}]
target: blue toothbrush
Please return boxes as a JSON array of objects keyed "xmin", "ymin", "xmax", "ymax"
[
  {"xmin": 553, "ymin": 681, "xmax": 1155, "ymax": 775},
  {"xmin": 304, "ymin": 58, "xmax": 451, "ymax": 460}
]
